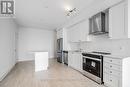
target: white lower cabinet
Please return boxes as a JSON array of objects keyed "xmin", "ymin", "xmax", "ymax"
[
  {"xmin": 103, "ymin": 56, "xmax": 130, "ymax": 87},
  {"xmin": 68, "ymin": 52, "xmax": 82, "ymax": 71},
  {"xmin": 104, "ymin": 73, "xmax": 120, "ymax": 87},
  {"xmin": 103, "ymin": 57, "xmax": 121, "ymax": 87}
]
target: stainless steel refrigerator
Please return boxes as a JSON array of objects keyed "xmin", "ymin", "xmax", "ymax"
[{"xmin": 57, "ymin": 38, "xmax": 63, "ymax": 63}]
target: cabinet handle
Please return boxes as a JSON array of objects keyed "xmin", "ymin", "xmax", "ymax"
[
  {"xmin": 110, "ymin": 80, "xmax": 112, "ymax": 82},
  {"xmin": 110, "ymin": 65, "xmax": 112, "ymax": 68}
]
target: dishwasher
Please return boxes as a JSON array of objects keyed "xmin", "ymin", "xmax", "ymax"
[{"xmin": 63, "ymin": 51, "xmax": 68, "ymax": 65}]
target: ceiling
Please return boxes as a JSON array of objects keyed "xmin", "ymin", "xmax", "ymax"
[{"xmin": 15, "ymin": 0, "xmax": 95, "ymax": 30}]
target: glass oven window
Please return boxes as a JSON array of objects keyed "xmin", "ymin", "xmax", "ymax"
[{"xmin": 83, "ymin": 58, "xmax": 101, "ymax": 77}]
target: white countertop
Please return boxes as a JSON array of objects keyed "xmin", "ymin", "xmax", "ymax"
[
  {"xmin": 68, "ymin": 50, "xmax": 130, "ymax": 59},
  {"xmin": 68, "ymin": 50, "xmax": 82, "ymax": 53},
  {"xmin": 103, "ymin": 54, "xmax": 130, "ymax": 59}
]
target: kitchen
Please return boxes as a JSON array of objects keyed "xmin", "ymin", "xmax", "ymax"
[
  {"xmin": 0, "ymin": 0, "xmax": 130, "ymax": 87},
  {"xmin": 56, "ymin": 0, "xmax": 130, "ymax": 87}
]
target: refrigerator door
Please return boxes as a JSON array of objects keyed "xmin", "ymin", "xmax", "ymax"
[
  {"xmin": 57, "ymin": 39, "xmax": 60, "ymax": 52},
  {"xmin": 59, "ymin": 38, "xmax": 63, "ymax": 51},
  {"xmin": 57, "ymin": 38, "xmax": 63, "ymax": 63},
  {"xmin": 57, "ymin": 38, "xmax": 63, "ymax": 52}
]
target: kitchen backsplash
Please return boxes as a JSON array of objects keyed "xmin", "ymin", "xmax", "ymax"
[
  {"xmin": 68, "ymin": 35, "xmax": 130, "ymax": 56},
  {"xmin": 80, "ymin": 38, "xmax": 130, "ymax": 56},
  {"xmin": 68, "ymin": 43, "xmax": 80, "ymax": 51}
]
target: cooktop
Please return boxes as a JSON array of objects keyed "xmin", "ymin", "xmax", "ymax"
[{"xmin": 92, "ymin": 51, "xmax": 111, "ymax": 55}]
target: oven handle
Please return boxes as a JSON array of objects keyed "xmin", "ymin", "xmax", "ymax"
[{"xmin": 83, "ymin": 56, "xmax": 101, "ymax": 62}]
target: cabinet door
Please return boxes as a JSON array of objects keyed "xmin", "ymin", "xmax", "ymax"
[
  {"xmin": 72, "ymin": 53, "xmax": 78, "ymax": 70},
  {"xmin": 68, "ymin": 52, "xmax": 74, "ymax": 68},
  {"xmin": 67, "ymin": 25, "xmax": 80, "ymax": 42},
  {"xmin": 67, "ymin": 27, "xmax": 74, "ymax": 42},
  {"xmin": 128, "ymin": 0, "xmax": 130, "ymax": 38},
  {"xmin": 72, "ymin": 53, "xmax": 82, "ymax": 71},
  {"xmin": 109, "ymin": 2, "xmax": 125, "ymax": 39},
  {"xmin": 67, "ymin": 19, "xmax": 90, "ymax": 42},
  {"xmin": 59, "ymin": 29, "xmax": 63, "ymax": 38},
  {"xmin": 57, "ymin": 29, "xmax": 63, "ymax": 39},
  {"xmin": 76, "ymin": 53, "xmax": 82, "ymax": 71},
  {"xmin": 72, "ymin": 26, "xmax": 80, "ymax": 42},
  {"xmin": 79, "ymin": 20, "xmax": 90, "ymax": 41},
  {"xmin": 68, "ymin": 52, "xmax": 73, "ymax": 67},
  {"xmin": 67, "ymin": 28, "xmax": 73, "ymax": 42},
  {"xmin": 57, "ymin": 30, "xmax": 60, "ymax": 39},
  {"xmin": 104, "ymin": 73, "xmax": 120, "ymax": 87},
  {"xmin": 67, "ymin": 29, "xmax": 72, "ymax": 42},
  {"xmin": 124, "ymin": 0, "xmax": 129, "ymax": 38}
]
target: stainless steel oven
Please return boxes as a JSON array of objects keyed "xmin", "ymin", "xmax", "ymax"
[{"xmin": 82, "ymin": 53, "xmax": 103, "ymax": 84}]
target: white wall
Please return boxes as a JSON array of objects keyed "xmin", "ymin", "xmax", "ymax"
[
  {"xmin": 18, "ymin": 27, "xmax": 56, "ymax": 61},
  {"xmin": 0, "ymin": 19, "xmax": 18, "ymax": 81}
]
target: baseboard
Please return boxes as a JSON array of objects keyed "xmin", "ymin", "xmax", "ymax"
[
  {"xmin": 49, "ymin": 57, "xmax": 57, "ymax": 59},
  {"xmin": 17, "ymin": 59, "xmax": 34, "ymax": 62},
  {"xmin": 17, "ymin": 57, "xmax": 56, "ymax": 62},
  {"xmin": 0, "ymin": 63, "xmax": 16, "ymax": 82}
]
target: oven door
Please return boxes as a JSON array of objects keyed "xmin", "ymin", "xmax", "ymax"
[{"xmin": 83, "ymin": 56, "xmax": 102, "ymax": 78}]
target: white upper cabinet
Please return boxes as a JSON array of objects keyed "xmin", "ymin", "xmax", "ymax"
[
  {"xmin": 67, "ymin": 25, "xmax": 79, "ymax": 42},
  {"xmin": 67, "ymin": 19, "xmax": 90, "ymax": 42},
  {"xmin": 109, "ymin": 2, "xmax": 128, "ymax": 39},
  {"xmin": 67, "ymin": 1, "xmax": 129, "ymax": 41},
  {"xmin": 78, "ymin": 20, "xmax": 90, "ymax": 42},
  {"xmin": 126, "ymin": 0, "xmax": 130, "ymax": 38},
  {"xmin": 57, "ymin": 29, "xmax": 63, "ymax": 39},
  {"xmin": 57, "ymin": 28, "xmax": 69, "ymax": 50}
]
